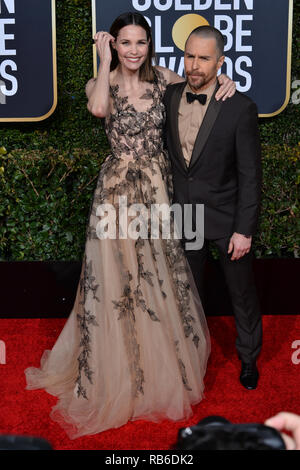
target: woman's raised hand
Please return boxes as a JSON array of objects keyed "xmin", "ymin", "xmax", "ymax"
[{"xmin": 94, "ymin": 31, "xmax": 115, "ymax": 64}]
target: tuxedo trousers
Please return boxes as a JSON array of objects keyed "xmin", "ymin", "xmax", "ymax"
[{"xmin": 185, "ymin": 236, "xmax": 262, "ymax": 363}]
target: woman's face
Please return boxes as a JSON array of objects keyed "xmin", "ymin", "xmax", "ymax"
[{"xmin": 114, "ymin": 25, "xmax": 150, "ymax": 72}]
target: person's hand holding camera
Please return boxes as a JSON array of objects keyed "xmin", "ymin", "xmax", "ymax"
[{"xmin": 265, "ymin": 412, "xmax": 300, "ymax": 450}]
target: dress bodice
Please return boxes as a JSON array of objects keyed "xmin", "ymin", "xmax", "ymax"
[{"xmin": 104, "ymin": 69, "xmax": 168, "ymax": 159}]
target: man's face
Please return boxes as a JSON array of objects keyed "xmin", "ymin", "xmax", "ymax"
[{"xmin": 184, "ymin": 35, "xmax": 225, "ymax": 92}]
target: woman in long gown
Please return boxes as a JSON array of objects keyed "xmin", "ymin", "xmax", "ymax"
[{"xmin": 25, "ymin": 12, "xmax": 235, "ymax": 439}]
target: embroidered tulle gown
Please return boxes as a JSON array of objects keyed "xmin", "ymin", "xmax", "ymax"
[{"xmin": 25, "ymin": 70, "xmax": 210, "ymax": 439}]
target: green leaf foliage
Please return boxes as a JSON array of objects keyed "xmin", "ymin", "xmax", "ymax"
[{"xmin": 0, "ymin": 1, "xmax": 299, "ymax": 260}]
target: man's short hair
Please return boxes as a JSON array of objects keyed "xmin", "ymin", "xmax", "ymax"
[{"xmin": 186, "ymin": 26, "xmax": 225, "ymax": 58}]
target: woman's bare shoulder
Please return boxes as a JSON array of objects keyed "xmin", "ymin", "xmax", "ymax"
[{"xmin": 154, "ymin": 65, "xmax": 184, "ymax": 85}]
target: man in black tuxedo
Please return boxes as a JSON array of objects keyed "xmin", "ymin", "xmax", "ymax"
[{"xmin": 163, "ymin": 25, "xmax": 262, "ymax": 390}]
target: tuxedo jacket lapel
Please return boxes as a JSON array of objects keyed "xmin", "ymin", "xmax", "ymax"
[
  {"xmin": 169, "ymin": 81, "xmax": 188, "ymax": 173},
  {"xmin": 189, "ymin": 85, "xmax": 223, "ymax": 170}
]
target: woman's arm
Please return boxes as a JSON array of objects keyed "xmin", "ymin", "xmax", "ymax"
[
  {"xmin": 86, "ymin": 31, "xmax": 114, "ymax": 118},
  {"xmin": 155, "ymin": 65, "xmax": 184, "ymax": 85},
  {"xmin": 155, "ymin": 65, "xmax": 236, "ymax": 99},
  {"xmin": 215, "ymin": 74, "xmax": 236, "ymax": 101}
]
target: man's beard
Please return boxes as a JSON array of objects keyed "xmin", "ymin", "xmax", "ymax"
[{"xmin": 186, "ymin": 73, "xmax": 207, "ymax": 90}]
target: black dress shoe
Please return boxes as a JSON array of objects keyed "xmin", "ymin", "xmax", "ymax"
[{"xmin": 240, "ymin": 361, "xmax": 259, "ymax": 390}]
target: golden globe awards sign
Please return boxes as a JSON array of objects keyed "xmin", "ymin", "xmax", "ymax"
[
  {"xmin": 92, "ymin": 0, "xmax": 293, "ymax": 117},
  {"xmin": 0, "ymin": 0, "xmax": 57, "ymax": 122}
]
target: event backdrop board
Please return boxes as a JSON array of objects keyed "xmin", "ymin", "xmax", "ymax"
[
  {"xmin": 0, "ymin": 0, "xmax": 57, "ymax": 121},
  {"xmin": 92, "ymin": 0, "xmax": 293, "ymax": 117}
]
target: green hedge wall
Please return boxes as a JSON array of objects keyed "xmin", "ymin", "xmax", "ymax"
[{"xmin": 0, "ymin": 1, "xmax": 299, "ymax": 261}]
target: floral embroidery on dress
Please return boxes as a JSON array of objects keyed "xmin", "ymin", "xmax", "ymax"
[
  {"xmin": 175, "ymin": 340, "xmax": 192, "ymax": 391},
  {"xmin": 112, "ymin": 271, "xmax": 145, "ymax": 397},
  {"xmin": 75, "ymin": 254, "xmax": 100, "ymax": 399},
  {"xmin": 80, "ymin": 68, "xmax": 199, "ymax": 397},
  {"xmin": 24, "ymin": 67, "xmax": 210, "ymax": 438}
]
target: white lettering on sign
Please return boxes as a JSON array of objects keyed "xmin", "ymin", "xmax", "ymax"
[
  {"xmin": 132, "ymin": 0, "xmax": 253, "ymax": 11},
  {"xmin": 131, "ymin": 0, "xmax": 255, "ymax": 91},
  {"xmin": 0, "ymin": 0, "xmax": 18, "ymax": 99},
  {"xmin": 155, "ymin": 16, "xmax": 174, "ymax": 52},
  {"xmin": 175, "ymin": 0, "xmax": 192, "ymax": 11},
  {"xmin": 0, "ymin": 18, "xmax": 16, "ymax": 55},
  {"xmin": 0, "ymin": 0, "xmax": 15, "ymax": 14},
  {"xmin": 0, "ymin": 59, "xmax": 17, "ymax": 95},
  {"xmin": 236, "ymin": 15, "xmax": 252, "ymax": 52},
  {"xmin": 214, "ymin": 15, "xmax": 233, "ymax": 52}
]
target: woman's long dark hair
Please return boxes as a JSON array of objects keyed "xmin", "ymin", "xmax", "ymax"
[{"xmin": 109, "ymin": 12, "xmax": 156, "ymax": 82}]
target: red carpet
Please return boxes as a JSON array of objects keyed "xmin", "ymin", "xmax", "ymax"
[{"xmin": 0, "ymin": 315, "xmax": 299, "ymax": 450}]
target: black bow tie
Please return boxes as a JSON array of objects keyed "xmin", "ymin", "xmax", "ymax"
[{"xmin": 186, "ymin": 92, "xmax": 207, "ymax": 105}]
